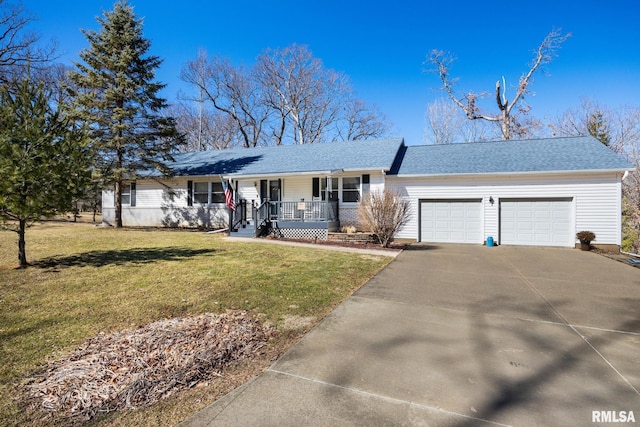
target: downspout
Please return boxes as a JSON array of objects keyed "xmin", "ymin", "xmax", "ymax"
[{"xmin": 619, "ymin": 171, "xmax": 629, "ymax": 250}]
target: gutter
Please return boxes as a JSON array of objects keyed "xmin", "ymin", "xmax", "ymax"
[
  {"xmin": 224, "ymin": 170, "xmax": 337, "ymax": 179},
  {"xmin": 389, "ymin": 168, "xmax": 634, "ymax": 179},
  {"xmin": 224, "ymin": 168, "xmax": 389, "ymax": 179}
]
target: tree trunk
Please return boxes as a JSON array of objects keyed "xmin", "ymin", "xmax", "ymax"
[
  {"xmin": 17, "ymin": 219, "xmax": 27, "ymax": 268},
  {"xmin": 115, "ymin": 180, "xmax": 123, "ymax": 228},
  {"xmin": 501, "ymin": 109, "xmax": 511, "ymax": 140}
]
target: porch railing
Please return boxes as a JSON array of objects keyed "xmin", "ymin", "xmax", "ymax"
[{"xmin": 257, "ymin": 200, "xmax": 338, "ymax": 223}]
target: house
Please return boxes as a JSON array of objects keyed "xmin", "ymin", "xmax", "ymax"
[{"xmin": 102, "ymin": 135, "xmax": 633, "ymax": 249}]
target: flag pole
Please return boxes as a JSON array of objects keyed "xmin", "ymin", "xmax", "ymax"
[{"xmin": 221, "ymin": 175, "xmax": 236, "ymax": 234}]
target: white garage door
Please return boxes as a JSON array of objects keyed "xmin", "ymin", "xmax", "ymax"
[
  {"xmin": 500, "ymin": 198, "xmax": 573, "ymax": 247},
  {"xmin": 420, "ymin": 200, "xmax": 482, "ymax": 244}
]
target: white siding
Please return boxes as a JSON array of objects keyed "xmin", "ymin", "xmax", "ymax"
[
  {"xmin": 387, "ymin": 172, "xmax": 623, "ymax": 246},
  {"xmin": 136, "ymin": 180, "xmax": 171, "ymax": 207},
  {"xmin": 369, "ymin": 172, "xmax": 385, "ymax": 193},
  {"xmin": 102, "ymin": 170, "xmax": 623, "ymax": 245},
  {"xmin": 101, "ymin": 172, "xmax": 382, "ymax": 228},
  {"xmin": 236, "ymin": 180, "xmax": 260, "ymax": 204},
  {"xmin": 102, "ymin": 178, "xmax": 227, "ymax": 228},
  {"xmin": 281, "ymin": 176, "xmax": 310, "ymax": 201},
  {"xmin": 102, "ymin": 189, "xmax": 114, "ymax": 208},
  {"xmin": 102, "ymin": 189, "xmax": 114, "ymax": 223}
]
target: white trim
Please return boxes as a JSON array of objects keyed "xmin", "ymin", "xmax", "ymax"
[
  {"xmin": 616, "ymin": 178, "xmax": 623, "ymax": 245},
  {"xmin": 341, "ymin": 167, "xmax": 390, "ymax": 172},
  {"xmin": 391, "ymin": 168, "xmax": 633, "ymax": 179},
  {"xmin": 225, "ymin": 170, "xmax": 335, "ymax": 179}
]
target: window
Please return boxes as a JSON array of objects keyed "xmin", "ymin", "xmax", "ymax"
[
  {"xmin": 342, "ymin": 177, "xmax": 360, "ymax": 202},
  {"xmin": 193, "ymin": 182, "xmax": 209, "ymax": 204},
  {"xmin": 121, "ymin": 186, "xmax": 130, "ymax": 205},
  {"xmin": 211, "ymin": 182, "xmax": 225, "ymax": 203},
  {"xmin": 191, "ymin": 181, "xmax": 226, "ymax": 205},
  {"xmin": 121, "ymin": 182, "xmax": 136, "ymax": 206}
]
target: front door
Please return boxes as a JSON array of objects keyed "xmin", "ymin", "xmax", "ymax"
[{"xmin": 269, "ymin": 179, "xmax": 281, "ymax": 218}]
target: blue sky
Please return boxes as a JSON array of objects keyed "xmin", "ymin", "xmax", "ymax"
[{"xmin": 22, "ymin": 0, "xmax": 640, "ymax": 145}]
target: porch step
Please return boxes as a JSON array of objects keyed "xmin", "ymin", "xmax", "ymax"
[{"xmin": 232, "ymin": 226, "xmax": 256, "ymax": 238}]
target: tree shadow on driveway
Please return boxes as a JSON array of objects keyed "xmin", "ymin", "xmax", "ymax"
[
  {"xmin": 32, "ymin": 247, "xmax": 216, "ymax": 269},
  {"xmin": 304, "ymin": 292, "xmax": 640, "ymax": 426}
]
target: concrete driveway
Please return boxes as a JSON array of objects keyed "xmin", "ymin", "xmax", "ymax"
[{"xmin": 181, "ymin": 244, "xmax": 640, "ymax": 426}]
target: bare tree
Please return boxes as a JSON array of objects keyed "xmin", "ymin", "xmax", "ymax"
[
  {"xmin": 169, "ymin": 101, "xmax": 239, "ymax": 151},
  {"xmin": 424, "ymin": 97, "xmax": 500, "ymax": 144},
  {"xmin": 33, "ymin": 63, "xmax": 75, "ymax": 106},
  {"xmin": 0, "ymin": 0, "xmax": 57, "ymax": 82},
  {"xmin": 256, "ymin": 44, "xmax": 347, "ymax": 145},
  {"xmin": 181, "ymin": 50, "xmax": 270, "ymax": 148},
  {"xmin": 549, "ymin": 99, "xmax": 635, "ymax": 153},
  {"xmin": 427, "ymin": 29, "xmax": 570, "ymax": 140},
  {"xmin": 337, "ymin": 98, "xmax": 390, "ymax": 141},
  {"xmin": 552, "ymin": 100, "xmax": 640, "ymax": 252},
  {"xmin": 180, "ymin": 44, "xmax": 390, "ymax": 148}
]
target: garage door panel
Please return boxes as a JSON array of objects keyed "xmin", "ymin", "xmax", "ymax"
[
  {"xmin": 535, "ymin": 210, "xmax": 551, "ymax": 220},
  {"xmin": 501, "ymin": 198, "xmax": 572, "ymax": 247},
  {"xmin": 421, "ymin": 200, "xmax": 482, "ymax": 244}
]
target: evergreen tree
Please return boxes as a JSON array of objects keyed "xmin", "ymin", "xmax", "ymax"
[
  {"xmin": 69, "ymin": 0, "xmax": 180, "ymax": 227},
  {"xmin": 0, "ymin": 78, "xmax": 92, "ymax": 268},
  {"xmin": 587, "ymin": 111, "xmax": 611, "ymax": 147}
]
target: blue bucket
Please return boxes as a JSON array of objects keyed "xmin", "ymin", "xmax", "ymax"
[{"xmin": 487, "ymin": 236, "xmax": 494, "ymax": 247}]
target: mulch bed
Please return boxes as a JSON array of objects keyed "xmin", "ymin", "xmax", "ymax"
[
  {"xmin": 268, "ymin": 236, "xmax": 409, "ymax": 252},
  {"xmin": 24, "ymin": 310, "xmax": 274, "ymax": 423}
]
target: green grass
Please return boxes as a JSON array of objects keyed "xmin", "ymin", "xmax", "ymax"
[{"xmin": 0, "ymin": 220, "xmax": 391, "ymax": 426}]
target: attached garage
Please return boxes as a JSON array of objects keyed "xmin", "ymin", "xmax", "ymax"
[
  {"xmin": 420, "ymin": 199, "xmax": 482, "ymax": 244},
  {"xmin": 387, "ymin": 136, "xmax": 631, "ymax": 250},
  {"xmin": 500, "ymin": 198, "xmax": 573, "ymax": 247}
]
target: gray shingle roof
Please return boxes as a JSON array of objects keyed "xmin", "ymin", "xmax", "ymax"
[
  {"xmin": 163, "ymin": 138, "xmax": 404, "ymax": 177},
  {"xmin": 390, "ymin": 136, "xmax": 633, "ymax": 176},
  {"xmin": 151, "ymin": 135, "xmax": 631, "ymax": 179}
]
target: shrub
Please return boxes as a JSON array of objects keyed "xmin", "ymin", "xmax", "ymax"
[
  {"xmin": 358, "ymin": 189, "xmax": 411, "ymax": 248},
  {"xmin": 576, "ymin": 230, "xmax": 596, "ymax": 243},
  {"xmin": 341, "ymin": 225, "xmax": 356, "ymax": 234}
]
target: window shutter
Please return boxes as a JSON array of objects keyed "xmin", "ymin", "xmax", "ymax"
[
  {"xmin": 312, "ymin": 177, "xmax": 320, "ymax": 199},
  {"xmin": 187, "ymin": 180, "xmax": 193, "ymax": 206},
  {"xmin": 260, "ymin": 180, "xmax": 267, "ymax": 202},
  {"xmin": 362, "ymin": 174, "xmax": 370, "ymax": 196},
  {"xmin": 130, "ymin": 183, "xmax": 136, "ymax": 207}
]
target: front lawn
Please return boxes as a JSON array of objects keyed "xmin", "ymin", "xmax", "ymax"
[{"xmin": 0, "ymin": 221, "xmax": 391, "ymax": 426}]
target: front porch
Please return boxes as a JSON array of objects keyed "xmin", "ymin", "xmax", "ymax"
[{"xmin": 231, "ymin": 200, "xmax": 340, "ymax": 239}]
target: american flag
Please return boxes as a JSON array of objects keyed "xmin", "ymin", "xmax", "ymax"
[{"xmin": 221, "ymin": 179, "xmax": 236, "ymax": 211}]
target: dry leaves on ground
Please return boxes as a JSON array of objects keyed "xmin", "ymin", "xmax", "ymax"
[{"xmin": 25, "ymin": 310, "xmax": 274, "ymax": 423}]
